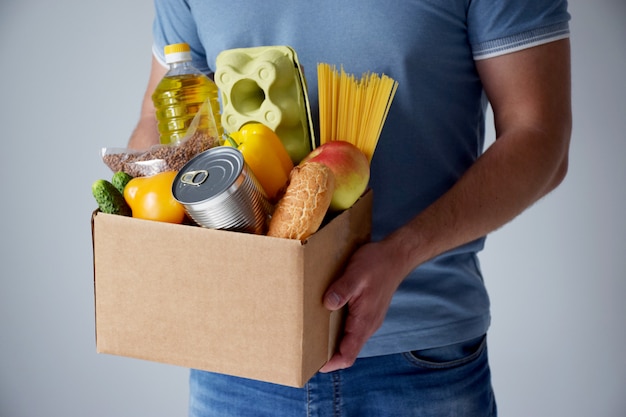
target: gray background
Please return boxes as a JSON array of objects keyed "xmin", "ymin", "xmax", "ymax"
[{"xmin": 1, "ymin": 0, "xmax": 624, "ymax": 416}]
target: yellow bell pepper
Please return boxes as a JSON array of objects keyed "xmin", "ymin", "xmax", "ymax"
[
  {"xmin": 225, "ymin": 123, "xmax": 294, "ymax": 202},
  {"xmin": 123, "ymin": 171, "xmax": 186, "ymax": 224}
]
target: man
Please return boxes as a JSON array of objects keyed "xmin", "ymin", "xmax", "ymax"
[{"xmin": 128, "ymin": 1, "xmax": 572, "ymax": 415}]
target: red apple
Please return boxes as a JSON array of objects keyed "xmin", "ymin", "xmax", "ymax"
[{"xmin": 300, "ymin": 141, "xmax": 370, "ymax": 211}]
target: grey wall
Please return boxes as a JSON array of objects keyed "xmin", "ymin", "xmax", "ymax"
[{"xmin": 1, "ymin": 1, "xmax": 624, "ymax": 416}]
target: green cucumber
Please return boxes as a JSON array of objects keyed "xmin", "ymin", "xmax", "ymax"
[
  {"xmin": 92, "ymin": 179, "xmax": 132, "ymax": 216},
  {"xmin": 111, "ymin": 171, "xmax": 133, "ymax": 195}
]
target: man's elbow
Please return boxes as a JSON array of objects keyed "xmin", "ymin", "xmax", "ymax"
[
  {"xmin": 551, "ymin": 156, "xmax": 569, "ymax": 190},
  {"xmin": 546, "ymin": 133, "xmax": 571, "ymax": 193}
]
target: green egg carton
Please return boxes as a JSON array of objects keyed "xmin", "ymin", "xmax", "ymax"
[{"xmin": 214, "ymin": 46, "xmax": 315, "ymax": 163}]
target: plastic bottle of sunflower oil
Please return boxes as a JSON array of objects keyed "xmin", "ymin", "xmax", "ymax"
[{"xmin": 152, "ymin": 42, "xmax": 222, "ymax": 144}]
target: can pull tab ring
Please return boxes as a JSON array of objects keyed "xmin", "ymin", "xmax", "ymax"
[{"xmin": 180, "ymin": 170, "xmax": 209, "ymax": 186}]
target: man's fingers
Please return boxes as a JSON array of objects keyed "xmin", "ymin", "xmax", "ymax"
[
  {"xmin": 324, "ymin": 290, "xmax": 345, "ymax": 310},
  {"xmin": 323, "ymin": 273, "xmax": 357, "ymax": 311},
  {"xmin": 319, "ymin": 331, "xmax": 363, "ymax": 372}
]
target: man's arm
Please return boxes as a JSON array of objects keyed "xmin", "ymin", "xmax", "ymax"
[
  {"xmin": 320, "ymin": 38, "xmax": 572, "ymax": 372},
  {"xmin": 127, "ymin": 55, "xmax": 168, "ymax": 150}
]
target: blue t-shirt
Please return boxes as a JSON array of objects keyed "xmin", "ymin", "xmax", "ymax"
[{"xmin": 152, "ymin": 0, "xmax": 570, "ymax": 356}]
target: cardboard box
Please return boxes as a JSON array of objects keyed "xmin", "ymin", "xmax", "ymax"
[{"xmin": 92, "ymin": 190, "xmax": 372, "ymax": 388}]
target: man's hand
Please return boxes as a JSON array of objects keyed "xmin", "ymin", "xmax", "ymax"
[{"xmin": 319, "ymin": 239, "xmax": 409, "ymax": 372}]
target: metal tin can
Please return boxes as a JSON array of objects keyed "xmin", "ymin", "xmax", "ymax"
[{"xmin": 172, "ymin": 147, "xmax": 273, "ymax": 234}]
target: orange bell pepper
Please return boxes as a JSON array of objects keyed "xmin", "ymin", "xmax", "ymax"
[{"xmin": 123, "ymin": 171, "xmax": 186, "ymax": 224}]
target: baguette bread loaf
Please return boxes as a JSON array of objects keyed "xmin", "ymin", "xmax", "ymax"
[{"xmin": 267, "ymin": 162, "xmax": 335, "ymax": 240}]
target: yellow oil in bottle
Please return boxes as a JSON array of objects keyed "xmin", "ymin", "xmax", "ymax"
[{"xmin": 152, "ymin": 43, "xmax": 222, "ymax": 145}]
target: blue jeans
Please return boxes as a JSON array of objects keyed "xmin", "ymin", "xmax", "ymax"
[{"xmin": 189, "ymin": 335, "xmax": 496, "ymax": 416}]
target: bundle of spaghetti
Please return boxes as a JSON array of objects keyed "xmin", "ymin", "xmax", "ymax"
[{"xmin": 317, "ymin": 63, "xmax": 398, "ymax": 163}]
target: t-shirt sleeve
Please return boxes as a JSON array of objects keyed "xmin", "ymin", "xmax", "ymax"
[
  {"xmin": 468, "ymin": 0, "xmax": 571, "ymax": 60},
  {"xmin": 152, "ymin": 0, "xmax": 211, "ymax": 73}
]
